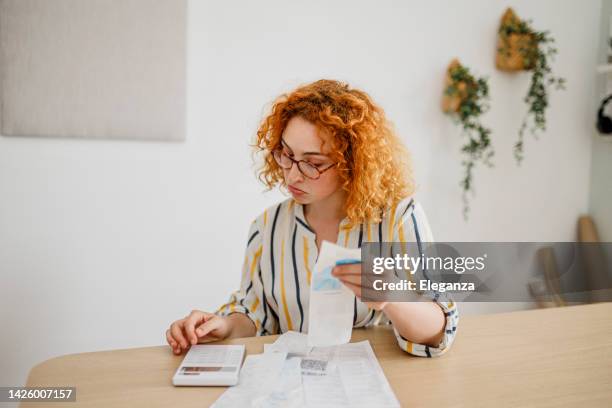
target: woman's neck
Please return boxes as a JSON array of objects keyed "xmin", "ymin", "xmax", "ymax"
[{"xmin": 303, "ymin": 188, "xmax": 347, "ymax": 225}]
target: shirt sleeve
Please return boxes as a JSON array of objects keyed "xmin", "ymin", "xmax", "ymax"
[
  {"xmin": 388, "ymin": 198, "xmax": 460, "ymax": 357},
  {"xmin": 214, "ymin": 217, "xmax": 278, "ymax": 336}
]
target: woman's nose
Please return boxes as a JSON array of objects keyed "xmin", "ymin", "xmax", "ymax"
[{"xmin": 287, "ymin": 162, "xmax": 304, "ymax": 183}]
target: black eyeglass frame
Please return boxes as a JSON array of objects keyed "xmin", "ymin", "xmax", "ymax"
[{"xmin": 272, "ymin": 149, "xmax": 336, "ymax": 180}]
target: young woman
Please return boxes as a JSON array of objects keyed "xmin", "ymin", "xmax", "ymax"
[{"xmin": 166, "ymin": 79, "xmax": 458, "ymax": 357}]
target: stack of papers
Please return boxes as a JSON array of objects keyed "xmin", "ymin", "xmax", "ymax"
[{"xmin": 211, "ymin": 332, "xmax": 399, "ymax": 407}]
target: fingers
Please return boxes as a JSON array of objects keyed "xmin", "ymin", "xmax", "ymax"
[
  {"xmin": 167, "ymin": 310, "xmax": 227, "ymax": 356},
  {"xmin": 333, "ymin": 267, "xmax": 363, "ymax": 295},
  {"xmin": 335, "ymin": 273, "xmax": 361, "ymax": 287},
  {"xmin": 166, "ymin": 329, "xmax": 182, "ymax": 355},
  {"xmin": 333, "ymin": 265, "xmax": 361, "ymax": 296},
  {"xmin": 166, "ymin": 329, "xmax": 176, "ymax": 348},
  {"xmin": 184, "ymin": 310, "xmax": 211, "ymax": 345},
  {"xmin": 170, "ymin": 320, "xmax": 189, "ymax": 350},
  {"xmin": 167, "ymin": 310, "xmax": 219, "ymax": 355},
  {"xmin": 195, "ymin": 316, "xmax": 224, "ymax": 340},
  {"xmin": 332, "ymin": 264, "xmax": 361, "ymax": 276}
]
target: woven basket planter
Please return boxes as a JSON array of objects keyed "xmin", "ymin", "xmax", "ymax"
[{"xmin": 495, "ymin": 8, "xmax": 537, "ymax": 72}]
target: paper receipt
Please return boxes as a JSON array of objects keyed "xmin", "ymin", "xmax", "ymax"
[{"xmin": 307, "ymin": 240, "xmax": 361, "ymax": 347}]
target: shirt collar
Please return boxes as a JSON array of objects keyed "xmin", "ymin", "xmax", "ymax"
[{"xmin": 293, "ymin": 200, "xmax": 351, "ymax": 235}]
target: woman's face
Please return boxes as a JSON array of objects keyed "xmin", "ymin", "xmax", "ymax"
[{"xmin": 278, "ymin": 116, "xmax": 343, "ymax": 205}]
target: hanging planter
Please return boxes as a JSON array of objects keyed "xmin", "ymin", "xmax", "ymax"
[
  {"xmin": 442, "ymin": 59, "xmax": 494, "ymax": 219},
  {"xmin": 496, "ymin": 7, "xmax": 566, "ymax": 164},
  {"xmin": 495, "ymin": 9, "xmax": 537, "ymax": 72}
]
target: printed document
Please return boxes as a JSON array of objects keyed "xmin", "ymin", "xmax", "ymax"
[{"xmin": 212, "ymin": 332, "xmax": 399, "ymax": 407}]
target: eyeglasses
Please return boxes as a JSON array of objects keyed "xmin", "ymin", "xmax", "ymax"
[{"xmin": 272, "ymin": 149, "xmax": 336, "ymax": 180}]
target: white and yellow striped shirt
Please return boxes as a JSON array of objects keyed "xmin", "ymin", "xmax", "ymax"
[{"xmin": 215, "ymin": 196, "xmax": 459, "ymax": 357}]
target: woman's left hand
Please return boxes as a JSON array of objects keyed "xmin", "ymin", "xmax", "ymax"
[{"xmin": 331, "ymin": 264, "xmax": 388, "ymax": 311}]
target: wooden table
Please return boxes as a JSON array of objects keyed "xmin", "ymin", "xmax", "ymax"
[{"xmin": 23, "ymin": 303, "xmax": 612, "ymax": 407}]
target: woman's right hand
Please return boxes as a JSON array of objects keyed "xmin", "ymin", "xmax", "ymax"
[{"xmin": 165, "ymin": 310, "xmax": 232, "ymax": 355}]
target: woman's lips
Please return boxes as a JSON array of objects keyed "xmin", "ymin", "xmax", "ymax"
[{"xmin": 288, "ymin": 185, "xmax": 306, "ymax": 196}]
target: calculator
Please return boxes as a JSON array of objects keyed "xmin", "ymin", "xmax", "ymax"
[{"xmin": 172, "ymin": 344, "xmax": 246, "ymax": 386}]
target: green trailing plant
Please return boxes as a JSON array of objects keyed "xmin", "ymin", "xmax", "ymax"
[
  {"xmin": 497, "ymin": 9, "xmax": 566, "ymax": 164},
  {"xmin": 443, "ymin": 60, "xmax": 494, "ymax": 219}
]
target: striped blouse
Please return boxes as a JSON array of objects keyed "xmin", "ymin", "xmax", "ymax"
[{"xmin": 215, "ymin": 196, "xmax": 459, "ymax": 357}]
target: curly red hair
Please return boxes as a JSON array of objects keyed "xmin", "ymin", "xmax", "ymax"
[{"xmin": 253, "ymin": 79, "xmax": 415, "ymax": 230}]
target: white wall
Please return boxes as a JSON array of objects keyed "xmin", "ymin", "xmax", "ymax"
[
  {"xmin": 589, "ymin": 0, "xmax": 612, "ymax": 242},
  {"xmin": 0, "ymin": 0, "xmax": 601, "ymax": 389}
]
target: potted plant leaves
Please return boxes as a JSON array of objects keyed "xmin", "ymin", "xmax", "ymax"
[
  {"xmin": 496, "ymin": 7, "xmax": 566, "ymax": 164},
  {"xmin": 442, "ymin": 59, "xmax": 494, "ymax": 219}
]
